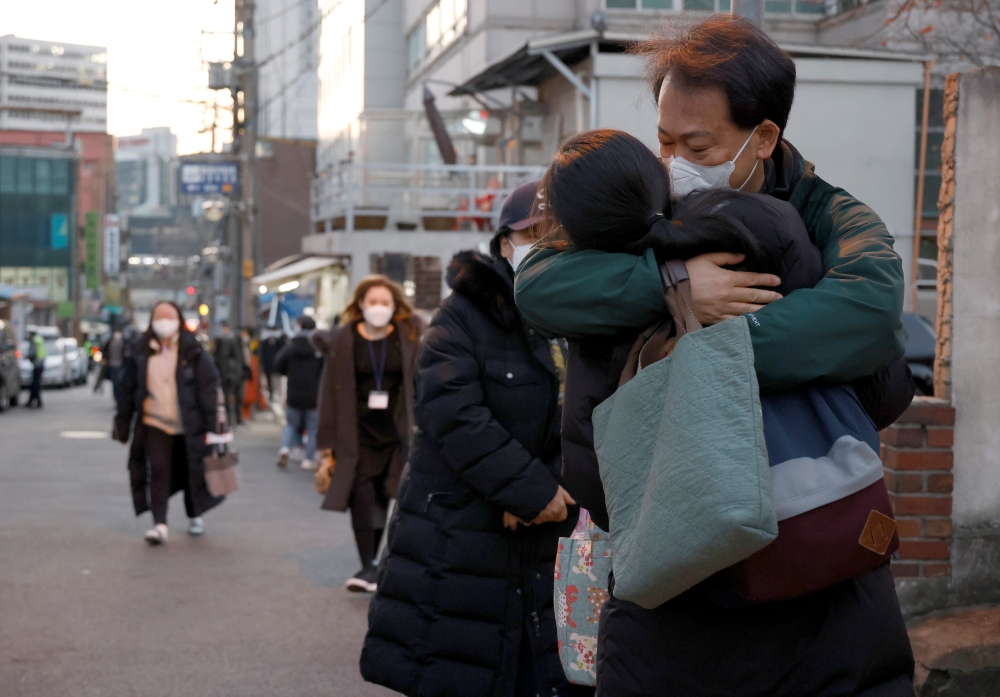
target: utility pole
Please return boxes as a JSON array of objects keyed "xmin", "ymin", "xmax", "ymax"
[{"xmin": 232, "ymin": 0, "xmax": 258, "ymax": 328}]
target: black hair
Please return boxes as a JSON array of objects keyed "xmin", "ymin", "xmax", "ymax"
[
  {"xmin": 144, "ymin": 301, "xmax": 190, "ymax": 344},
  {"xmin": 298, "ymin": 315, "xmax": 316, "ymax": 330},
  {"xmin": 635, "ymin": 15, "xmax": 796, "ymax": 135},
  {"xmin": 540, "ymin": 129, "xmax": 765, "ymax": 266}
]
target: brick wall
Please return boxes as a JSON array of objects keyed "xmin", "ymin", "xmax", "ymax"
[{"xmin": 881, "ymin": 396, "xmax": 955, "ymax": 579}]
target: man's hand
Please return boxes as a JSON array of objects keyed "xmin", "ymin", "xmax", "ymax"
[
  {"xmin": 686, "ymin": 252, "xmax": 782, "ymax": 324},
  {"xmin": 531, "ymin": 486, "xmax": 576, "ymax": 526}
]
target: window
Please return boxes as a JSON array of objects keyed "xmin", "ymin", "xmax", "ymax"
[
  {"xmin": 407, "ymin": 0, "xmax": 468, "ymax": 71},
  {"xmin": 916, "ymin": 89, "xmax": 945, "ymax": 217},
  {"xmin": 608, "ymin": 0, "xmax": 676, "ymax": 7},
  {"xmin": 607, "ymin": 0, "xmax": 825, "ymax": 14}
]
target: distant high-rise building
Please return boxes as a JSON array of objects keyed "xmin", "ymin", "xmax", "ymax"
[
  {"xmin": 0, "ymin": 35, "xmax": 108, "ymax": 133},
  {"xmin": 256, "ymin": 0, "xmax": 320, "ymax": 140},
  {"xmin": 115, "ymin": 127, "xmax": 178, "ymax": 217}
]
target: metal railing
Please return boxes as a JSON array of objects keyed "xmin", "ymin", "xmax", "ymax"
[{"xmin": 311, "ymin": 162, "xmax": 546, "ymax": 232}]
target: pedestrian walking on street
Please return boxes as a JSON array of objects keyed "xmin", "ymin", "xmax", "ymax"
[
  {"xmin": 312, "ymin": 276, "xmax": 424, "ymax": 593},
  {"xmin": 101, "ymin": 329, "xmax": 126, "ymax": 402},
  {"xmin": 114, "ymin": 301, "xmax": 224, "ymax": 545},
  {"xmin": 259, "ymin": 330, "xmax": 286, "ymax": 402},
  {"xmin": 275, "ymin": 316, "xmax": 323, "ymax": 471},
  {"xmin": 26, "ymin": 330, "xmax": 46, "ymax": 408},
  {"xmin": 213, "ymin": 322, "xmax": 247, "ymax": 427},
  {"xmin": 360, "ymin": 184, "xmax": 591, "ymax": 697},
  {"xmin": 514, "ymin": 17, "xmax": 915, "ymax": 697}
]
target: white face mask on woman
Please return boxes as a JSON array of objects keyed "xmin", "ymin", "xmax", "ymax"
[
  {"xmin": 362, "ymin": 305, "xmax": 394, "ymax": 328},
  {"xmin": 508, "ymin": 243, "xmax": 534, "ymax": 272},
  {"xmin": 152, "ymin": 318, "xmax": 180, "ymax": 340},
  {"xmin": 667, "ymin": 126, "xmax": 759, "ymax": 199}
]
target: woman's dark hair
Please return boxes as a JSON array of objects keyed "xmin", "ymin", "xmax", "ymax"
[
  {"xmin": 144, "ymin": 301, "xmax": 190, "ymax": 344},
  {"xmin": 539, "ymin": 129, "xmax": 764, "ymax": 266},
  {"xmin": 634, "ymin": 15, "xmax": 796, "ymax": 135}
]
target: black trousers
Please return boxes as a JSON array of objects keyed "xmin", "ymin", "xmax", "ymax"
[
  {"xmin": 222, "ymin": 380, "xmax": 243, "ymax": 426},
  {"xmin": 349, "ymin": 472, "xmax": 390, "ymax": 570},
  {"xmin": 28, "ymin": 364, "xmax": 43, "ymax": 406},
  {"xmin": 146, "ymin": 425, "xmax": 195, "ymax": 525}
]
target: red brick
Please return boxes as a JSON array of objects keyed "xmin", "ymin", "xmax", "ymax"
[
  {"xmin": 891, "ymin": 494, "xmax": 953, "ymax": 516},
  {"xmin": 925, "ymin": 519, "xmax": 953, "ymax": 539},
  {"xmin": 895, "ymin": 517, "xmax": 923, "ymax": 538},
  {"xmin": 928, "ymin": 474, "xmax": 954, "ymax": 494},
  {"xmin": 881, "ymin": 426, "xmax": 925, "ymax": 448},
  {"xmin": 897, "ymin": 400, "xmax": 955, "ymax": 426},
  {"xmin": 926, "ymin": 428, "xmax": 954, "ymax": 448},
  {"xmin": 885, "ymin": 472, "xmax": 924, "ymax": 493},
  {"xmin": 924, "ymin": 563, "xmax": 952, "ymax": 578},
  {"xmin": 884, "ymin": 449, "xmax": 953, "ymax": 471},
  {"xmin": 891, "ymin": 562, "xmax": 921, "ymax": 578},
  {"xmin": 898, "ymin": 539, "xmax": 951, "ymax": 560}
]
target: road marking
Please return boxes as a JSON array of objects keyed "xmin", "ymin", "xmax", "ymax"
[{"xmin": 60, "ymin": 431, "xmax": 109, "ymax": 439}]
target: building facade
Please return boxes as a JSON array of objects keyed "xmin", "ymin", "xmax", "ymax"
[
  {"xmin": 0, "ymin": 35, "xmax": 107, "ymax": 134},
  {"xmin": 115, "ymin": 127, "xmax": 178, "ymax": 219},
  {"xmin": 256, "ymin": 0, "xmax": 321, "ymax": 140}
]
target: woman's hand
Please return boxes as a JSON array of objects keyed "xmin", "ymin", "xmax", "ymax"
[
  {"xmin": 314, "ymin": 451, "xmax": 334, "ymax": 495},
  {"xmin": 686, "ymin": 252, "xmax": 782, "ymax": 324},
  {"xmin": 503, "ymin": 511, "xmax": 528, "ymax": 531},
  {"xmin": 531, "ymin": 486, "xmax": 576, "ymax": 525}
]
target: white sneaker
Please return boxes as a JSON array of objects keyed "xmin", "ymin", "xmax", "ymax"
[
  {"xmin": 188, "ymin": 517, "xmax": 205, "ymax": 536},
  {"xmin": 144, "ymin": 524, "xmax": 168, "ymax": 545},
  {"xmin": 300, "ymin": 459, "xmax": 317, "ymax": 471}
]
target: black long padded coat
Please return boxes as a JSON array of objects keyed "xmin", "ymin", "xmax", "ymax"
[
  {"xmin": 360, "ymin": 251, "xmax": 583, "ymax": 697},
  {"xmin": 115, "ymin": 330, "xmax": 224, "ymax": 518}
]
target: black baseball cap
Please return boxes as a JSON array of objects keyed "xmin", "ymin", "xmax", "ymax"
[{"xmin": 497, "ymin": 180, "xmax": 543, "ymax": 234}]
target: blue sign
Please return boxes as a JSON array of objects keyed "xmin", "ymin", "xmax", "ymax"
[
  {"xmin": 179, "ymin": 162, "xmax": 240, "ymax": 196},
  {"xmin": 51, "ymin": 213, "xmax": 68, "ymax": 250}
]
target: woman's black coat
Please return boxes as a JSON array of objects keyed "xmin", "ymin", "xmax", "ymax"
[
  {"xmin": 115, "ymin": 331, "xmax": 224, "ymax": 518},
  {"xmin": 360, "ymin": 251, "xmax": 579, "ymax": 697},
  {"xmin": 558, "ymin": 194, "xmax": 915, "ymax": 697}
]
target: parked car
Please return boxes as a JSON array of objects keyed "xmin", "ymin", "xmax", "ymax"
[
  {"xmin": 903, "ymin": 312, "xmax": 936, "ymax": 396},
  {"xmin": 20, "ymin": 336, "xmax": 72, "ymax": 388},
  {"xmin": 60, "ymin": 337, "xmax": 88, "ymax": 385},
  {"xmin": 0, "ymin": 320, "xmax": 20, "ymax": 411}
]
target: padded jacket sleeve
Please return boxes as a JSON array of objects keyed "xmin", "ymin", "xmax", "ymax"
[{"xmin": 417, "ymin": 304, "xmax": 560, "ymax": 522}]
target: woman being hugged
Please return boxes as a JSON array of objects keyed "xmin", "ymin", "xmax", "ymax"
[
  {"xmin": 114, "ymin": 301, "xmax": 224, "ymax": 545},
  {"xmin": 360, "ymin": 184, "xmax": 590, "ymax": 697},
  {"xmin": 312, "ymin": 276, "xmax": 424, "ymax": 593}
]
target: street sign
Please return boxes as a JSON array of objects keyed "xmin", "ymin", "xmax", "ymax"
[
  {"xmin": 51, "ymin": 213, "xmax": 68, "ymax": 250},
  {"xmin": 180, "ymin": 162, "xmax": 239, "ymax": 196},
  {"xmin": 84, "ymin": 211, "xmax": 99, "ymax": 290},
  {"xmin": 104, "ymin": 214, "xmax": 120, "ymax": 275}
]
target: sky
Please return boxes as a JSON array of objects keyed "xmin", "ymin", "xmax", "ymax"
[{"xmin": 2, "ymin": 0, "xmax": 239, "ymax": 155}]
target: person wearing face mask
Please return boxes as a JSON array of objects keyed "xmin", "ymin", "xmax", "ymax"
[
  {"xmin": 311, "ymin": 276, "xmax": 424, "ymax": 592},
  {"xmin": 114, "ymin": 301, "xmax": 225, "ymax": 545},
  {"xmin": 359, "ymin": 182, "xmax": 591, "ymax": 697}
]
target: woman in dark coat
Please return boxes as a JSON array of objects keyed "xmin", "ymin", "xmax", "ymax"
[
  {"xmin": 312, "ymin": 275, "xmax": 424, "ymax": 592},
  {"xmin": 114, "ymin": 301, "xmax": 223, "ymax": 544},
  {"xmin": 360, "ymin": 187, "xmax": 589, "ymax": 697}
]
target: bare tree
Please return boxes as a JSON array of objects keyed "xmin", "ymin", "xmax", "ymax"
[{"xmin": 874, "ymin": 0, "xmax": 1000, "ymax": 68}]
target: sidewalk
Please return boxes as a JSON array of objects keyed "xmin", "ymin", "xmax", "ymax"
[{"xmin": 910, "ymin": 606, "xmax": 1000, "ymax": 696}]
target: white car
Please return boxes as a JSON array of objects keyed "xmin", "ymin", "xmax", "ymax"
[{"xmin": 59, "ymin": 337, "xmax": 88, "ymax": 386}]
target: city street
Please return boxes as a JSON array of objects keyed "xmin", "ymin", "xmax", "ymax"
[{"xmin": 0, "ymin": 382, "xmax": 392, "ymax": 697}]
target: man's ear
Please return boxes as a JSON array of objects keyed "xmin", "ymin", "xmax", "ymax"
[{"xmin": 755, "ymin": 119, "xmax": 781, "ymax": 160}]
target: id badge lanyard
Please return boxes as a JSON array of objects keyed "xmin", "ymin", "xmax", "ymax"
[{"xmin": 367, "ymin": 338, "xmax": 390, "ymax": 410}]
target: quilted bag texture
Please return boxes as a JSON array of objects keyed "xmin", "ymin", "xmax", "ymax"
[
  {"xmin": 592, "ymin": 316, "xmax": 777, "ymax": 609},
  {"xmin": 554, "ymin": 510, "xmax": 612, "ymax": 686}
]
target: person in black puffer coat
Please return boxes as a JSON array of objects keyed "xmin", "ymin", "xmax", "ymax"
[
  {"xmin": 275, "ymin": 315, "xmax": 324, "ymax": 470},
  {"xmin": 361, "ymin": 184, "xmax": 592, "ymax": 697}
]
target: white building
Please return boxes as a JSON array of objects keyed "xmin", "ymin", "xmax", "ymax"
[
  {"xmin": 0, "ymin": 35, "xmax": 107, "ymax": 133},
  {"xmin": 256, "ymin": 0, "xmax": 321, "ymax": 139},
  {"xmin": 115, "ymin": 127, "xmax": 179, "ymax": 217},
  {"xmin": 308, "ymin": 1, "xmax": 931, "ymax": 304}
]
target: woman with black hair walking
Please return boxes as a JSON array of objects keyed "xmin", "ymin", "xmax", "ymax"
[{"xmin": 114, "ymin": 301, "xmax": 224, "ymax": 545}]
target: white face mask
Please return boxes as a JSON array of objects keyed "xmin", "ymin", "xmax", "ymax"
[
  {"xmin": 509, "ymin": 243, "xmax": 534, "ymax": 272},
  {"xmin": 152, "ymin": 318, "xmax": 180, "ymax": 340},
  {"xmin": 667, "ymin": 126, "xmax": 759, "ymax": 199},
  {"xmin": 362, "ymin": 305, "xmax": 394, "ymax": 328}
]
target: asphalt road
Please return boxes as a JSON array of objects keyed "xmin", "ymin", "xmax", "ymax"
[{"xmin": 0, "ymin": 379, "xmax": 394, "ymax": 697}]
